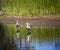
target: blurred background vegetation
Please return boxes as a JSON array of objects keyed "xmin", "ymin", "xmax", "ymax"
[{"xmin": 0, "ymin": 0, "xmax": 60, "ymax": 17}]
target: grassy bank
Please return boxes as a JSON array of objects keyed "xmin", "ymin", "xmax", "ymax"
[{"xmin": 1, "ymin": 0, "xmax": 60, "ymax": 17}]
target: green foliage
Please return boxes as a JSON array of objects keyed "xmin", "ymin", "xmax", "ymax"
[{"xmin": 2, "ymin": 0, "xmax": 60, "ymax": 17}]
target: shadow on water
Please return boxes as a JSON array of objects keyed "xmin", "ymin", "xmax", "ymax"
[
  {"xmin": 54, "ymin": 38, "xmax": 60, "ymax": 49},
  {"xmin": 54, "ymin": 33, "xmax": 60, "ymax": 49},
  {"xmin": 0, "ymin": 24, "xmax": 10, "ymax": 50},
  {"xmin": 0, "ymin": 24, "xmax": 15, "ymax": 50},
  {"xmin": 0, "ymin": 24, "xmax": 4, "ymax": 50}
]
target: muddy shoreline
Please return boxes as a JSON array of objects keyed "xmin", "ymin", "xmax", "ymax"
[{"xmin": 0, "ymin": 17, "xmax": 60, "ymax": 26}]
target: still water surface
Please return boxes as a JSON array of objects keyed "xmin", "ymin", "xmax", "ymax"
[{"xmin": 0, "ymin": 24, "xmax": 60, "ymax": 50}]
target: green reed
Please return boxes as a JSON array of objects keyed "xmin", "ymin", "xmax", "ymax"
[{"xmin": 1, "ymin": 0, "xmax": 60, "ymax": 17}]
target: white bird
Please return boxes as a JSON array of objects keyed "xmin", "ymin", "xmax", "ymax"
[
  {"xmin": 16, "ymin": 20, "xmax": 19, "ymax": 27},
  {"xmin": 26, "ymin": 23, "xmax": 31, "ymax": 30},
  {"xmin": 16, "ymin": 20, "xmax": 20, "ymax": 38}
]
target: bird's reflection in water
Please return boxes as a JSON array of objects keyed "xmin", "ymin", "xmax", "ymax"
[
  {"xmin": 16, "ymin": 29, "xmax": 20, "ymax": 39},
  {"xmin": 27, "ymin": 32, "xmax": 31, "ymax": 42},
  {"xmin": 15, "ymin": 39, "xmax": 20, "ymax": 50},
  {"xmin": 26, "ymin": 32, "xmax": 31, "ymax": 50},
  {"xmin": 15, "ymin": 28, "xmax": 20, "ymax": 50},
  {"xmin": 14, "ymin": 32, "xmax": 36, "ymax": 50},
  {"xmin": 26, "ymin": 32, "xmax": 35, "ymax": 50}
]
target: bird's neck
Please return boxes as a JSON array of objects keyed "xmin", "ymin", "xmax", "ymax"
[{"xmin": 16, "ymin": 21, "xmax": 19, "ymax": 24}]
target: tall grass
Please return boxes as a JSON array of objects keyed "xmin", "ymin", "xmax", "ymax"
[{"xmin": 1, "ymin": 0, "xmax": 60, "ymax": 17}]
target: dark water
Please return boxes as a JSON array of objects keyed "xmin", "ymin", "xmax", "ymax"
[{"xmin": 0, "ymin": 24, "xmax": 60, "ymax": 50}]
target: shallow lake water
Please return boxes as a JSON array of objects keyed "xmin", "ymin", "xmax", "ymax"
[{"xmin": 0, "ymin": 24, "xmax": 60, "ymax": 50}]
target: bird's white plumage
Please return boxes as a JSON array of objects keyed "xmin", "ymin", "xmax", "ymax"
[
  {"xmin": 16, "ymin": 20, "xmax": 19, "ymax": 26},
  {"xmin": 26, "ymin": 23, "xmax": 31, "ymax": 29}
]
